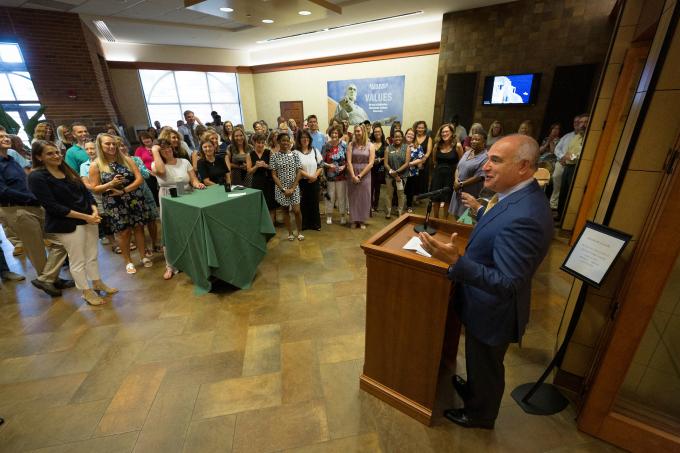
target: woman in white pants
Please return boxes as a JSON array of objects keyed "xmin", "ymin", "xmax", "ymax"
[
  {"xmin": 320, "ymin": 127, "xmax": 348, "ymax": 225},
  {"xmin": 27, "ymin": 141, "xmax": 117, "ymax": 306}
]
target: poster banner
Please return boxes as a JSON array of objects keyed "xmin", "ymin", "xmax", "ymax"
[{"xmin": 327, "ymin": 76, "xmax": 404, "ymax": 126}]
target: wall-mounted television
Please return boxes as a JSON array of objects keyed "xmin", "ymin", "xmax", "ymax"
[{"xmin": 482, "ymin": 73, "xmax": 541, "ymax": 105}]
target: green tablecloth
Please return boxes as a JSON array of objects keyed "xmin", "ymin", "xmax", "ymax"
[{"xmin": 161, "ymin": 186, "xmax": 276, "ymax": 294}]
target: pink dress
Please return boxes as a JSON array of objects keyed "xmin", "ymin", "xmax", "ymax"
[{"xmin": 348, "ymin": 144, "xmax": 372, "ymax": 222}]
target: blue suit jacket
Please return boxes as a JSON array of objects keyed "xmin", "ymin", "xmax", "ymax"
[{"xmin": 447, "ymin": 180, "xmax": 553, "ymax": 346}]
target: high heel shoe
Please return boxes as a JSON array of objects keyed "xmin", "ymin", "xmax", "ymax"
[
  {"xmin": 82, "ymin": 289, "xmax": 105, "ymax": 306},
  {"xmin": 92, "ymin": 280, "xmax": 118, "ymax": 295}
]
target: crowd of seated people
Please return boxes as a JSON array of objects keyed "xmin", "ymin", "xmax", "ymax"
[{"xmin": 0, "ymin": 109, "xmax": 585, "ymax": 300}]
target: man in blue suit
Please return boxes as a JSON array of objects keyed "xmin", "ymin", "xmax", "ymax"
[{"xmin": 420, "ymin": 134, "xmax": 553, "ymax": 429}]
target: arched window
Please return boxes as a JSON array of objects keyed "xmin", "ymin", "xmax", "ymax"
[{"xmin": 139, "ymin": 69, "xmax": 243, "ymax": 128}]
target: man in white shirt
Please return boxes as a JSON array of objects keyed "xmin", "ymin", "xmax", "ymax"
[
  {"xmin": 178, "ymin": 110, "xmax": 202, "ymax": 151},
  {"xmin": 549, "ymin": 115, "xmax": 582, "ymax": 209}
]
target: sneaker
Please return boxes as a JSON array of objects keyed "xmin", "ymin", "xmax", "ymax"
[
  {"xmin": 297, "ymin": 234, "xmax": 305, "ymax": 241},
  {"xmin": 31, "ymin": 279, "xmax": 62, "ymax": 297},
  {"xmin": 82, "ymin": 289, "xmax": 105, "ymax": 306},
  {"xmin": 142, "ymin": 257, "xmax": 153, "ymax": 268},
  {"xmin": 12, "ymin": 246, "xmax": 24, "ymax": 256},
  {"xmin": 125, "ymin": 263, "xmax": 137, "ymax": 274},
  {"xmin": 1, "ymin": 270, "xmax": 25, "ymax": 281},
  {"xmin": 326, "ymin": 217, "xmax": 332, "ymax": 225},
  {"xmin": 287, "ymin": 233, "xmax": 295, "ymax": 241}
]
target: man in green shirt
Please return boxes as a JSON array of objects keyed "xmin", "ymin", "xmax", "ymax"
[{"xmin": 64, "ymin": 122, "xmax": 90, "ymax": 171}]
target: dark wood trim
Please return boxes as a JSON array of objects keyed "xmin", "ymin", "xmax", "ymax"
[
  {"xmin": 250, "ymin": 42, "xmax": 440, "ymax": 74},
  {"xmin": 554, "ymin": 369, "xmax": 584, "ymax": 393},
  {"xmin": 107, "ymin": 60, "xmax": 242, "ymax": 73},
  {"xmin": 106, "ymin": 42, "xmax": 440, "ymax": 75},
  {"xmin": 359, "ymin": 374, "xmax": 433, "ymax": 426}
]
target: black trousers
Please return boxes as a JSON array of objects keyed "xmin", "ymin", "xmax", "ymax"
[
  {"xmin": 405, "ymin": 173, "xmax": 420, "ymax": 208},
  {"xmin": 299, "ymin": 179, "xmax": 321, "ymax": 230},
  {"xmin": 464, "ymin": 330, "xmax": 510, "ymax": 422}
]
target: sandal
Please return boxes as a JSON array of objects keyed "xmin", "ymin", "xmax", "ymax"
[
  {"xmin": 144, "ymin": 249, "xmax": 153, "ymax": 258},
  {"xmin": 297, "ymin": 234, "xmax": 305, "ymax": 241},
  {"xmin": 113, "ymin": 246, "xmax": 122, "ymax": 254},
  {"xmin": 287, "ymin": 234, "xmax": 295, "ymax": 241},
  {"xmin": 130, "ymin": 244, "xmax": 137, "ymax": 251},
  {"xmin": 163, "ymin": 266, "xmax": 175, "ymax": 280},
  {"xmin": 125, "ymin": 263, "xmax": 137, "ymax": 274},
  {"xmin": 142, "ymin": 257, "xmax": 153, "ymax": 268}
]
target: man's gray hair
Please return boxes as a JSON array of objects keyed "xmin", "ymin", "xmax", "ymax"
[{"xmin": 511, "ymin": 134, "xmax": 539, "ymax": 169}]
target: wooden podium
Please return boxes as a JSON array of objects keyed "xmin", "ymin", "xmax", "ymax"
[{"xmin": 360, "ymin": 214, "xmax": 473, "ymax": 425}]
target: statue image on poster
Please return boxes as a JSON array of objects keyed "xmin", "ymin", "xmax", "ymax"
[{"xmin": 327, "ymin": 76, "xmax": 404, "ymax": 125}]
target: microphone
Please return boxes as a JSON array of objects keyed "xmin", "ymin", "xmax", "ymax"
[{"xmin": 414, "ymin": 186, "xmax": 452, "ymax": 201}]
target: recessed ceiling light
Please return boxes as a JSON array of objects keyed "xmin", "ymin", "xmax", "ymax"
[
  {"xmin": 219, "ymin": 7, "xmax": 234, "ymax": 12},
  {"xmin": 262, "ymin": 19, "xmax": 274, "ymax": 24},
  {"xmin": 298, "ymin": 10, "xmax": 311, "ymax": 16}
]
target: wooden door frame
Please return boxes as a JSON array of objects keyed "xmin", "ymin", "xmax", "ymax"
[
  {"xmin": 570, "ymin": 44, "xmax": 650, "ymax": 245},
  {"xmin": 577, "ymin": 134, "xmax": 680, "ymax": 451}
]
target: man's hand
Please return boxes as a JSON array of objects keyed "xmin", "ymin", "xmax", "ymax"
[
  {"xmin": 419, "ymin": 232, "xmax": 460, "ymax": 265},
  {"xmin": 461, "ymin": 193, "xmax": 481, "ymax": 212}
]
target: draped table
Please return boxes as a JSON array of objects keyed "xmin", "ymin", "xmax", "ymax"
[{"xmin": 161, "ymin": 186, "xmax": 275, "ymax": 294}]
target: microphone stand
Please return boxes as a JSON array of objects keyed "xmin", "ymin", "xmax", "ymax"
[{"xmin": 413, "ymin": 198, "xmax": 437, "ymax": 235}]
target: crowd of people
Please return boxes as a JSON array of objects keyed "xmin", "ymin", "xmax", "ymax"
[{"xmin": 0, "ymin": 108, "xmax": 587, "ymax": 302}]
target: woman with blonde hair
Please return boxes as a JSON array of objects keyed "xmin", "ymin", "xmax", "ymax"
[
  {"xmin": 56, "ymin": 124, "xmax": 73, "ymax": 155},
  {"xmin": 517, "ymin": 120, "xmax": 534, "ymax": 137},
  {"xmin": 158, "ymin": 128, "xmax": 191, "ymax": 162},
  {"xmin": 487, "ymin": 120, "xmax": 503, "ymax": 146},
  {"xmin": 346, "ymin": 124, "xmax": 374, "ymax": 229},
  {"xmin": 32, "ymin": 122, "xmax": 55, "ymax": 144},
  {"xmin": 89, "ymin": 133, "xmax": 154, "ymax": 274}
]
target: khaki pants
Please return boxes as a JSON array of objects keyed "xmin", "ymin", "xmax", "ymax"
[
  {"xmin": 325, "ymin": 180, "xmax": 347, "ymax": 218},
  {"xmin": 550, "ymin": 162, "xmax": 564, "ymax": 209},
  {"xmin": 56, "ymin": 224, "xmax": 100, "ymax": 290},
  {"xmin": 0, "ymin": 218, "xmax": 22, "ymax": 247},
  {"xmin": 383, "ymin": 175, "xmax": 406, "ymax": 216},
  {"xmin": 0, "ymin": 205, "xmax": 67, "ymax": 283}
]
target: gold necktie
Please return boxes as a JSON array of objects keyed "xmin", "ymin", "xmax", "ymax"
[{"xmin": 484, "ymin": 194, "xmax": 499, "ymax": 215}]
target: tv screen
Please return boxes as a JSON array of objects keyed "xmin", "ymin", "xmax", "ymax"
[{"xmin": 482, "ymin": 73, "xmax": 540, "ymax": 105}]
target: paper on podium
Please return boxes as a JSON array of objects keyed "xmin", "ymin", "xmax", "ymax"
[{"xmin": 403, "ymin": 236, "xmax": 432, "ymax": 258}]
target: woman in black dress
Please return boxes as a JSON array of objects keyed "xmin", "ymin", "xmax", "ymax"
[
  {"xmin": 246, "ymin": 133, "xmax": 277, "ymax": 225},
  {"xmin": 429, "ymin": 123, "xmax": 463, "ymax": 219},
  {"xmin": 197, "ymin": 139, "xmax": 230, "ymax": 186},
  {"xmin": 369, "ymin": 123, "xmax": 387, "ymax": 213}
]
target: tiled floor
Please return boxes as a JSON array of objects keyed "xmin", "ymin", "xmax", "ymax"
[{"xmin": 0, "ymin": 207, "xmax": 622, "ymax": 452}]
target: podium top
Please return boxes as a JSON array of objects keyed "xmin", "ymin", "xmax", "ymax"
[{"xmin": 361, "ymin": 214, "xmax": 473, "ymax": 273}]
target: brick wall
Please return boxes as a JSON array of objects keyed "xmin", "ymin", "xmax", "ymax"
[
  {"xmin": 434, "ymin": 0, "xmax": 615, "ymax": 138},
  {"xmin": 0, "ymin": 7, "xmax": 118, "ymax": 131}
]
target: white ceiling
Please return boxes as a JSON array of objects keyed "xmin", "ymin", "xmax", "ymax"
[{"xmin": 0, "ymin": 0, "xmax": 513, "ymax": 65}]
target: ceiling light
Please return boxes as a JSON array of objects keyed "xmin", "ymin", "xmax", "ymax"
[
  {"xmin": 93, "ymin": 20, "xmax": 116, "ymax": 42},
  {"xmin": 219, "ymin": 7, "xmax": 233, "ymax": 12},
  {"xmin": 298, "ymin": 10, "xmax": 311, "ymax": 16},
  {"xmin": 262, "ymin": 19, "xmax": 274, "ymax": 24}
]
